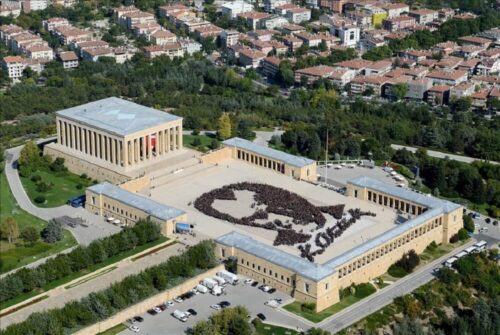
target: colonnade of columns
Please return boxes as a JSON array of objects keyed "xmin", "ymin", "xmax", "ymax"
[
  {"xmin": 366, "ymin": 190, "xmax": 425, "ymax": 216},
  {"xmin": 57, "ymin": 119, "xmax": 182, "ymax": 168},
  {"xmin": 236, "ymin": 149, "xmax": 285, "ymax": 174}
]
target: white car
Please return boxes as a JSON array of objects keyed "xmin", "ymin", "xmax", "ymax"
[
  {"xmin": 211, "ymin": 304, "xmax": 221, "ymax": 310},
  {"xmin": 128, "ymin": 325, "xmax": 140, "ymax": 333},
  {"xmin": 153, "ymin": 307, "xmax": 162, "ymax": 313},
  {"xmin": 244, "ymin": 279, "xmax": 253, "ymax": 284},
  {"xmin": 262, "ymin": 286, "xmax": 272, "ymax": 292},
  {"xmin": 167, "ymin": 300, "xmax": 175, "ymax": 307},
  {"xmin": 174, "ymin": 297, "xmax": 183, "ymax": 303}
]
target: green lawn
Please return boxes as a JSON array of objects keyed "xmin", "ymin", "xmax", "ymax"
[
  {"xmin": 283, "ymin": 283, "xmax": 376, "ymax": 323},
  {"xmin": 0, "ymin": 236, "xmax": 167, "ymax": 310},
  {"xmin": 183, "ymin": 134, "xmax": 217, "ymax": 152},
  {"xmin": 0, "ymin": 171, "xmax": 76, "ymax": 274},
  {"xmin": 20, "ymin": 167, "xmax": 93, "ymax": 208},
  {"xmin": 97, "ymin": 323, "xmax": 127, "ymax": 335},
  {"xmin": 255, "ymin": 322, "xmax": 300, "ymax": 335}
]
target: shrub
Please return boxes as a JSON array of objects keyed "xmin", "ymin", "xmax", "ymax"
[
  {"xmin": 463, "ymin": 215, "xmax": 475, "ymax": 233},
  {"xmin": 388, "ymin": 264, "xmax": 407, "ymax": 278},
  {"xmin": 76, "ymin": 184, "xmax": 83, "ymax": 190},
  {"xmin": 34, "ymin": 195, "xmax": 46, "ymax": 204},
  {"xmin": 21, "ymin": 227, "xmax": 39, "ymax": 245},
  {"xmin": 49, "ymin": 157, "xmax": 66, "ymax": 172},
  {"xmin": 41, "ymin": 219, "xmax": 63, "ymax": 243},
  {"xmin": 393, "ymin": 250, "xmax": 420, "ymax": 273},
  {"xmin": 80, "ymin": 173, "xmax": 88, "ymax": 179},
  {"xmin": 301, "ymin": 302, "xmax": 316, "ymax": 312},
  {"xmin": 457, "ymin": 228, "xmax": 469, "ymax": 241},
  {"xmin": 192, "ymin": 137, "xmax": 202, "ymax": 147},
  {"xmin": 449, "ymin": 233, "xmax": 459, "ymax": 243},
  {"xmin": 30, "ymin": 175, "xmax": 41, "ymax": 182},
  {"xmin": 36, "ymin": 181, "xmax": 52, "ymax": 193},
  {"xmin": 426, "ymin": 241, "xmax": 438, "ymax": 252},
  {"xmin": 192, "ymin": 128, "xmax": 200, "ymax": 135},
  {"xmin": 209, "ymin": 139, "xmax": 220, "ymax": 150}
]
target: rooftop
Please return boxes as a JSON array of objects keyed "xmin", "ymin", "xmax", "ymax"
[
  {"xmin": 88, "ymin": 182, "xmax": 185, "ymax": 221},
  {"xmin": 56, "ymin": 97, "xmax": 181, "ymax": 136},
  {"xmin": 222, "ymin": 137, "xmax": 315, "ymax": 168}
]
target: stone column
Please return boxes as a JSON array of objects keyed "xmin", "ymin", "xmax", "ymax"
[
  {"xmin": 100, "ymin": 134, "xmax": 105, "ymax": 160},
  {"xmin": 110, "ymin": 138, "xmax": 116, "ymax": 164},
  {"xmin": 70, "ymin": 124, "xmax": 75, "ymax": 149},
  {"xmin": 57, "ymin": 120, "xmax": 62, "ymax": 145},
  {"xmin": 172, "ymin": 127, "xmax": 177, "ymax": 151},
  {"xmin": 166, "ymin": 128, "xmax": 170, "ymax": 153},
  {"xmin": 90, "ymin": 131, "xmax": 95, "ymax": 156},
  {"xmin": 177, "ymin": 125, "xmax": 182, "ymax": 149},
  {"xmin": 141, "ymin": 136, "xmax": 146, "ymax": 162},
  {"xmin": 60, "ymin": 121, "xmax": 65, "ymax": 146}
]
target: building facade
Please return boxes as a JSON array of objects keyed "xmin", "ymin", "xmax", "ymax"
[{"xmin": 44, "ymin": 97, "xmax": 183, "ymax": 182}]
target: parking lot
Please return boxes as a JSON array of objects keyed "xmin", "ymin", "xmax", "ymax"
[
  {"xmin": 317, "ymin": 164, "xmax": 408, "ymax": 188},
  {"xmin": 119, "ymin": 279, "xmax": 310, "ymax": 335}
]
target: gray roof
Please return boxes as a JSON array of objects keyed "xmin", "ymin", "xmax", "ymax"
[
  {"xmin": 217, "ymin": 232, "xmax": 335, "ymax": 281},
  {"xmin": 87, "ymin": 182, "xmax": 185, "ymax": 221},
  {"xmin": 348, "ymin": 176, "xmax": 461, "ymax": 213},
  {"xmin": 222, "ymin": 137, "xmax": 315, "ymax": 168},
  {"xmin": 57, "ymin": 97, "xmax": 181, "ymax": 136}
]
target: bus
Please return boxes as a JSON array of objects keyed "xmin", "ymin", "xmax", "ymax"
[
  {"xmin": 474, "ymin": 240, "xmax": 487, "ymax": 251},
  {"xmin": 444, "ymin": 256, "xmax": 458, "ymax": 268}
]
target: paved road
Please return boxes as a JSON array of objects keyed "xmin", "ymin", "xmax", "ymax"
[
  {"xmin": 4, "ymin": 142, "xmax": 120, "ymax": 246},
  {"xmin": 0, "ymin": 243, "xmax": 186, "ymax": 329},
  {"xmin": 317, "ymin": 240, "xmax": 476, "ymax": 332},
  {"xmin": 391, "ymin": 144, "xmax": 499, "ymax": 165},
  {"xmin": 253, "ymin": 129, "xmax": 284, "ymax": 147}
]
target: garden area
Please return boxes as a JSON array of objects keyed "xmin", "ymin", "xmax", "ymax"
[
  {"xmin": 0, "ymin": 170, "xmax": 76, "ymax": 274},
  {"xmin": 183, "ymin": 133, "xmax": 220, "ymax": 152},
  {"xmin": 283, "ymin": 283, "xmax": 377, "ymax": 323},
  {"xmin": 17, "ymin": 141, "xmax": 95, "ymax": 207},
  {"xmin": 254, "ymin": 321, "xmax": 300, "ymax": 335}
]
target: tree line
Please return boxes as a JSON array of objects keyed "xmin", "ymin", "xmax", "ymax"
[
  {"xmin": 0, "ymin": 240, "xmax": 218, "ymax": 335},
  {"xmin": 0, "ymin": 219, "xmax": 161, "ymax": 304}
]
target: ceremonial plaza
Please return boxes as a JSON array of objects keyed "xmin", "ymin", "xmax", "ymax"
[{"xmin": 45, "ymin": 97, "xmax": 463, "ymax": 312}]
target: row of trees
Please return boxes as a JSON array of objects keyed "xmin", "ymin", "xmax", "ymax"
[
  {"xmin": 1, "ymin": 240, "xmax": 218, "ymax": 335},
  {"xmin": 0, "ymin": 220, "xmax": 161, "ymax": 304},
  {"xmin": 392, "ymin": 148, "xmax": 500, "ymax": 217}
]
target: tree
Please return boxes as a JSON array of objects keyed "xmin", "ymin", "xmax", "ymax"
[
  {"xmin": 18, "ymin": 140, "xmax": 40, "ymax": 172},
  {"xmin": 392, "ymin": 83, "xmax": 408, "ymax": 101},
  {"xmin": 463, "ymin": 215, "xmax": 475, "ymax": 233},
  {"xmin": 41, "ymin": 219, "xmax": 63, "ymax": 243},
  {"xmin": 0, "ymin": 217, "xmax": 19, "ymax": 243},
  {"xmin": 209, "ymin": 139, "xmax": 220, "ymax": 150},
  {"xmin": 21, "ymin": 226, "xmax": 39, "ymax": 246},
  {"xmin": 217, "ymin": 113, "xmax": 232, "ymax": 140}
]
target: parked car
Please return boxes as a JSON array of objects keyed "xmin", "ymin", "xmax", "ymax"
[
  {"xmin": 127, "ymin": 318, "xmax": 136, "ymax": 324},
  {"xmin": 133, "ymin": 316, "xmax": 144, "ymax": 323},
  {"xmin": 211, "ymin": 304, "xmax": 221, "ymax": 310},
  {"xmin": 219, "ymin": 301, "xmax": 231, "ymax": 308},
  {"xmin": 261, "ymin": 286, "xmax": 272, "ymax": 292},
  {"xmin": 153, "ymin": 307, "xmax": 162, "ymax": 313},
  {"xmin": 244, "ymin": 279, "xmax": 253, "ymax": 284},
  {"xmin": 147, "ymin": 309, "xmax": 157, "ymax": 315},
  {"xmin": 174, "ymin": 297, "xmax": 183, "ymax": 303},
  {"xmin": 257, "ymin": 313, "xmax": 266, "ymax": 321},
  {"xmin": 128, "ymin": 325, "xmax": 140, "ymax": 333},
  {"xmin": 167, "ymin": 300, "xmax": 175, "ymax": 307},
  {"xmin": 268, "ymin": 288, "xmax": 276, "ymax": 294},
  {"xmin": 251, "ymin": 281, "xmax": 259, "ymax": 287},
  {"xmin": 158, "ymin": 304, "xmax": 167, "ymax": 311},
  {"xmin": 187, "ymin": 308, "xmax": 197, "ymax": 316}
]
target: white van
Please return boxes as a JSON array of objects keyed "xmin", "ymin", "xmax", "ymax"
[
  {"xmin": 217, "ymin": 270, "xmax": 239, "ymax": 285},
  {"xmin": 195, "ymin": 284, "xmax": 208, "ymax": 294},
  {"xmin": 172, "ymin": 310, "xmax": 187, "ymax": 322},
  {"xmin": 213, "ymin": 275, "xmax": 226, "ymax": 286}
]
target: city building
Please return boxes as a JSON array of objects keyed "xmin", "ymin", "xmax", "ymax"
[
  {"xmin": 221, "ymin": 1, "xmax": 254, "ymax": 18},
  {"xmin": 383, "ymin": 16, "xmax": 415, "ymax": 32},
  {"xmin": 221, "ymin": 30, "xmax": 239, "ymax": 48},
  {"xmin": 58, "ymin": 51, "xmax": 79, "ymax": 69},
  {"xmin": 408, "ymin": 9, "xmax": 438, "ymax": 25},
  {"xmin": 425, "ymin": 69, "xmax": 468, "ymax": 86},
  {"xmin": 238, "ymin": 47, "xmax": 266, "ymax": 68}
]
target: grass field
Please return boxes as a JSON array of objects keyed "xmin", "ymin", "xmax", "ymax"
[
  {"xmin": 0, "ymin": 171, "xmax": 76, "ymax": 274},
  {"xmin": 97, "ymin": 323, "xmax": 127, "ymax": 335},
  {"xmin": 183, "ymin": 134, "xmax": 217, "ymax": 152},
  {"xmin": 20, "ymin": 167, "xmax": 93, "ymax": 208},
  {"xmin": 283, "ymin": 283, "xmax": 376, "ymax": 323},
  {"xmin": 254, "ymin": 322, "xmax": 300, "ymax": 335},
  {"xmin": 0, "ymin": 236, "xmax": 167, "ymax": 311}
]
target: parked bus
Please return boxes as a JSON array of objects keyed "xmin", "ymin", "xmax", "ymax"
[{"xmin": 474, "ymin": 240, "xmax": 487, "ymax": 251}]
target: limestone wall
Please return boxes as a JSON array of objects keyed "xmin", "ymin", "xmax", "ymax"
[
  {"xmin": 119, "ymin": 175, "xmax": 151, "ymax": 193},
  {"xmin": 44, "ymin": 144, "xmax": 130, "ymax": 184},
  {"xmin": 73, "ymin": 264, "xmax": 224, "ymax": 335},
  {"xmin": 200, "ymin": 147, "xmax": 234, "ymax": 164}
]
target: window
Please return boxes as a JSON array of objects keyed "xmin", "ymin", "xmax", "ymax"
[
  {"xmin": 269, "ymin": 270, "xmax": 272, "ymax": 275},
  {"xmin": 221, "ymin": 249, "xmax": 225, "ymax": 257},
  {"xmin": 258, "ymin": 265, "xmax": 261, "ymax": 271},
  {"xmin": 305, "ymin": 283, "xmax": 310, "ymax": 293},
  {"xmin": 325, "ymin": 283, "xmax": 329, "ymax": 290}
]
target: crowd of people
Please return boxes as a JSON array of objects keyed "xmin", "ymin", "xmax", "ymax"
[{"xmin": 194, "ymin": 182, "xmax": 376, "ymax": 262}]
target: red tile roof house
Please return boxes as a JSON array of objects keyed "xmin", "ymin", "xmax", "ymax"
[
  {"xmin": 262, "ymin": 56, "xmax": 281, "ymax": 77},
  {"xmin": 58, "ymin": 51, "xmax": 78, "ymax": 69},
  {"xmin": 238, "ymin": 47, "xmax": 266, "ymax": 68},
  {"xmin": 282, "ymin": 35, "xmax": 303, "ymax": 52},
  {"xmin": 427, "ymin": 85, "xmax": 450, "ymax": 105},
  {"xmin": 425, "ymin": 69, "xmax": 468, "ymax": 86},
  {"xmin": 237, "ymin": 12, "xmax": 272, "ymax": 30},
  {"xmin": 334, "ymin": 59, "xmax": 373, "ymax": 75},
  {"xmin": 383, "ymin": 16, "xmax": 416, "ymax": 32},
  {"xmin": 457, "ymin": 36, "xmax": 493, "ymax": 48},
  {"xmin": 294, "ymin": 65, "xmax": 337, "ymax": 85},
  {"xmin": 350, "ymin": 75, "xmax": 390, "ymax": 96}
]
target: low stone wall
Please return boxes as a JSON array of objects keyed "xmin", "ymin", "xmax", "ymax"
[
  {"xmin": 119, "ymin": 175, "xmax": 151, "ymax": 193},
  {"xmin": 73, "ymin": 264, "xmax": 225, "ymax": 335},
  {"xmin": 44, "ymin": 144, "xmax": 130, "ymax": 184},
  {"xmin": 200, "ymin": 147, "xmax": 233, "ymax": 164}
]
